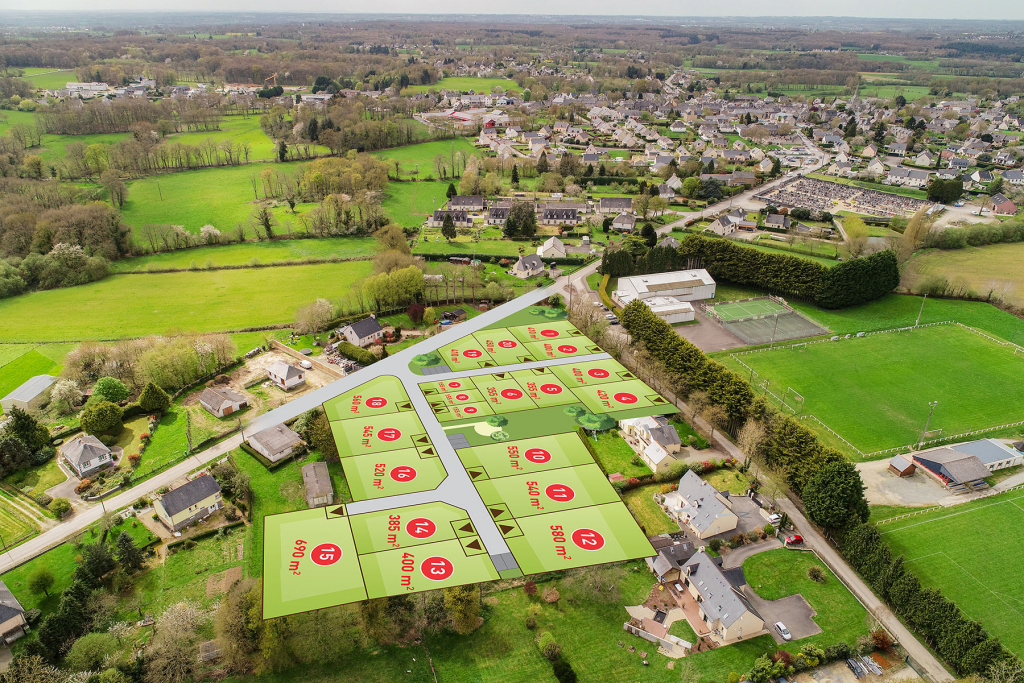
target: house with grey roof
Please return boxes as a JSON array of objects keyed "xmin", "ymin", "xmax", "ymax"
[
  {"xmin": 198, "ymin": 386, "xmax": 249, "ymax": 418},
  {"xmin": 266, "ymin": 361, "xmax": 305, "ymax": 391},
  {"xmin": 0, "ymin": 580, "xmax": 28, "ymax": 644},
  {"xmin": 340, "ymin": 315, "xmax": 384, "ymax": 348},
  {"xmin": 510, "ymin": 254, "xmax": 545, "ymax": 279},
  {"xmin": 62, "ymin": 434, "xmax": 117, "ymax": 479},
  {"xmin": 248, "ymin": 423, "xmax": 304, "ymax": 464},
  {"xmin": 646, "ymin": 538, "xmax": 696, "ymax": 582},
  {"xmin": 681, "ymin": 551, "xmax": 765, "ymax": 644},
  {"xmin": 913, "ymin": 445, "xmax": 993, "ymax": 494},
  {"xmin": 154, "ymin": 475, "xmax": 222, "ymax": 532},
  {"xmin": 663, "ymin": 470, "xmax": 738, "ymax": 539},
  {"xmin": 302, "ymin": 462, "xmax": 334, "ymax": 508},
  {"xmin": 599, "ymin": 196, "xmax": 634, "ymax": 213},
  {"xmin": 620, "ymin": 415, "xmax": 683, "ymax": 474},
  {"xmin": 1, "ymin": 374, "xmax": 57, "ymax": 413}
]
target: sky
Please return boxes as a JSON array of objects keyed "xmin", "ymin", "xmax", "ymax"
[{"xmin": 5, "ymin": 1, "xmax": 1024, "ymax": 20}]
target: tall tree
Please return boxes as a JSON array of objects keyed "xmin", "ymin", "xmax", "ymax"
[
  {"xmin": 441, "ymin": 213, "xmax": 457, "ymax": 241},
  {"xmin": 115, "ymin": 530, "xmax": 144, "ymax": 572},
  {"xmin": 803, "ymin": 461, "xmax": 869, "ymax": 531}
]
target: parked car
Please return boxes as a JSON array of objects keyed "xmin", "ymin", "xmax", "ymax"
[
  {"xmin": 785, "ymin": 534, "xmax": 803, "ymax": 545},
  {"xmin": 608, "ymin": 318, "xmax": 620, "ymax": 325},
  {"xmin": 767, "ymin": 513, "xmax": 782, "ymax": 525},
  {"xmin": 775, "ymin": 621, "xmax": 792, "ymax": 641}
]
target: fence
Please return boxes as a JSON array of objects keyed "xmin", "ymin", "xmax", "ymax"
[
  {"xmin": 270, "ymin": 341, "xmax": 346, "ymax": 379},
  {"xmin": 877, "ymin": 483, "xmax": 1024, "ymax": 525}
]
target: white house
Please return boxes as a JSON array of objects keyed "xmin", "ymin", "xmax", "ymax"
[
  {"xmin": 510, "ymin": 254, "xmax": 545, "ymax": 279},
  {"xmin": 620, "ymin": 415, "xmax": 683, "ymax": 473},
  {"xmin": 663, "ymin": 470, "xmax": 738, "ymax": 539},
  {"xmin": 249, "ymin": 423, "xmax": 304, "ymax": 463},
  {"xmin": 339, "ymin": 315, "xmax": 384, "ymax": 347},
  {"xmin": 680, "ymin": 551, "xmax": 766, "ymax": 644},
  {"xmin": 198, "ymin": 386, "xmax": 249, "ymax": 418},
  {"xmin": 62, "ymin": 434, "xmax": 116, "ymax": 478},
  {"xmin": 537, "ymin": 236, "xmax": 567, "ymax": 258},
  {"xmin": 266, "ymin": 361, "xmax": 306, "ymax": 391}
]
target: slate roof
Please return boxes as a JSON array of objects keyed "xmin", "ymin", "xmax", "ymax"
[
  {"xmin": 159, "ymin": 475, "xmax": 221, "ymax": 517},
  {"xmin": 62, "ymin": 434, "xmax": 111, "ymax": 470},
  {"xmin": 683, "ymin": 552, "xmax": 760, "ymax": 628},
  {"xmin": 514, "ymin": 254, "xmax": 544, "ymax": 272},
  {"xmin": 267, "ymin": 361, "xmax": 303, "ymax": 381},
  {"xmin": 0, "ymin": 580, "xmax": 25, "ymax": 624},
  {"xmin": 199, "ymin": 386, "xmax": 247, "ymax": 411},
  {"xmin": 917, "ymin": 449, "xmax": 991, "ymax": 484},
  {"xmin": 675, "ymin": 470, "xmax": 733, "ymax": 535},
  {"xmin": 249, "ymin": 423, "xmax": 303, "ymax": 460},
  {"xmin": 345, "ymin": 316, "xmax": 383, "ymax": 339}
]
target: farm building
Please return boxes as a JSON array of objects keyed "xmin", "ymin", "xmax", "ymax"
[
  {"xmin": 248, "ymin": 423, "xmax": 304, "ymax": 464},
  {"xmin": 1, "ymin": 374, "xmax": 57, "ymax": 413},
  {"xmin": 154, "ymin": 475, "xmax": 223, "ymax": 532},
  {"xmin": 266, "ymin": 361, "xmax": 305, "ymax": 391},
  {"xmin": 302, "ymin": 462, "xmax": 334, "ymax": 508},
  {"xmin": 62, "ymin": 434, "xmax": 118, "ymax": 478},
  {"xmin": 199, "ymin": 386, "xmax": 249, "ymax": 418},
  {"xmin": 339, "ymin": 315, "xmax": 384, "ymax": 347}
]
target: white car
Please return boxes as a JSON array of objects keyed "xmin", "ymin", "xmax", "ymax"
[
  {"xmin": 767, "ymin": 513, "xmax": 782, "ymax": 525},
  {"xmin": 775, "ymin": 621, "xmax": 792, "ymax": 641}
]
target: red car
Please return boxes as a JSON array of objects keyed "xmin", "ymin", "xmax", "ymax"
[{"xmin": 785, "ymin": 535, "xmax": 803, "ymax": 545}]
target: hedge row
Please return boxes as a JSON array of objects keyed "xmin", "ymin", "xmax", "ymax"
[
  {"xmin": 238, "ymin": 441, "xmax": 299, "ymax": 471},
  {"xmin": 166, "ymin": 520, "xmax": 246, "ymax": 551},
  {"xmin": 677, "ymin": 234, "xmax": 899, "ymax": 309},
  {"xmin": 119, "ymin": 255, "xmax": 373, "ymax": 275},
  {"xmin": 417, "ymin": 252, "xmax": 592, "ymax": 265},
  {"xmin": 335, "ymin": 341, "xmax": 377, "ymax": 366}
]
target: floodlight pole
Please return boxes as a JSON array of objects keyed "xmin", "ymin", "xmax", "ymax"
[
  {"xmin": 769, "ymin": 313, "xmax": 781, "ymax": 348},
  {"xmin": 917, "ymin": 401, "xmax": 939, "ymax": 450},
  {"xmin": 915, "ymin": 294, "xmax": 927, "ymax": 327}
]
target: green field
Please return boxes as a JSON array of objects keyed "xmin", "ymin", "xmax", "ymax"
[
  {"xmin": 161, "ymin": 114, "xmax": 280, "ymax": 161},
  {"xmin": 4, "ymin": 457, "xmax": 68, "ymax": 498},
  {"xmin": 111, "ymin": 237, "xmax": 378, "ymax": 272},
  {"xmin": 0, "ymin": 489, "xmax": 39, "ymax": 546},
  {"xmin": 623, "ymin": 485, "xmax": 679, "ymax": 535},
  {"xmin": 19, "ymin": 68, "xmax": 76, "ymax": 90},
  {"xmin": 375, "ymin": 137, "xmax": 480, "ymax": 180},
  {"xmin": 330, "ymin": 410, "xmax": 428, "ymax": 458},
  {"xmin": 383, "ymin": 180, "xmax": 452, "ymax": 227},
  {"xmin": 473, "ymin": 463, "xmax": 618, "ymax": 518},
  {"xmin": 401, "ymin": 76, "xmax": 521, "ymax": 95},
  {"xmin": 0, "ymin": 261, "xmax": 373, "ymax": 342},
  {"xmin": 720, "ymin": 324, "xmax": 1024, "ymax": 456},
  {"xmin": 323, "ymin": 374, "xmax": 414, "ymax": 421},
  {"xmin": 457, "ymin": 433, "xmax": 595, "ymax": 479},
  {"xmin": 0, "ymin": 541, "xmax": 78, "ymax": 614},
  {"xmin": 0, "ymin": 349, "xmax": 61, "ymax": 414},
  {"xmin": 881, "ymin": 489, "xmax": 1024, "ymax": 658},
  {"xmin": 903, "ymin": 243, "xmax": 1024, "ymax": 310}
]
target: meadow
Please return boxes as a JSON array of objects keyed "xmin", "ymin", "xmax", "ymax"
[
  {"xmin": 881, "ymin": 489, "xmax": 1024, "ymax": 658},
  {"xmin": 719, "ymin": 324, "xmax": 1024, "ymax": 456},
  {"xmin": 160, "ymin": 114, "xmax": 282, "ymax": 160},
  {"xmin": 381, "ymin": 179, "xmax": 452, "ymax": 227},
  {"xmin": 0, "ymin": 488, "xmax": 40, "ymax": 547},
  {"xmin": 374, "ymin": 137, "xmax": 480, "ymax": 180},
  {"xmin": 401, "ymin": 76, "xmax": 522, "ymax": 95},
  {"xmin": 0, "ymin": 261, "xmax": 373, "ymax": 342},
  {"xmin": 19, "ymin": 67, "xmax": 76, "ymax": 91},
  {"xmin": 111, "ymin": 237, "xmax": 378, "ymax": 272},
  {"xmin": 902, "ymin": 243, "xmax": 1024, "ymax": 309}
]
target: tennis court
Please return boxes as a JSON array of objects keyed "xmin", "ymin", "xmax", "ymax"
[{"xmin": 711, "ymin": 298, "xmax": 788, "ymax": 322}]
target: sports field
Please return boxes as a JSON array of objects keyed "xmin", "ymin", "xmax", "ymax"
[
  {"xmin": 711, "ymin": 298, "xmax": 788, "ymax": 322},
  {"xmin": 880, "ymin": 489, "xmax": 1024, "ymax": 658},
  {"xmin": 720, "ymin": 324, "xmax": 1024, "ymax": 456}
]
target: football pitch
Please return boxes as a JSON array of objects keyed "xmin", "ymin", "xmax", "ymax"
[
  {"xmin": 720, "ymin": 324, "xmax": 1024, "ymax": 456},
  {"xmin": 880, "ymin": 489, "xmax": 1024, "ymax": 658}
]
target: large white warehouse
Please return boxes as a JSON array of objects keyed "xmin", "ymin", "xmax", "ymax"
[{"xmin": 612, "ymin": 269, "xmax": 716, "ymax": 323}]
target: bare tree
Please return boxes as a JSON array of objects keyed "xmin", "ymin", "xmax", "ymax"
[
  {"xmin": 700, "ymin": 404, "xmax": 728, "ymax": 442},
  {"xmin": 737, "ymin": 419, "xmax": 767, "ymax": 464},
  {"xmin": 295, "ymin": 298, "xmax": 335, "ymax": 335}
]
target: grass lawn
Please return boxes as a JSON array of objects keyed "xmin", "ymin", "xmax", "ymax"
[
  {"xmin": 383, "ymin": 180, "xmax": 453, "ymax": 227},
  {"xmin": 401, "ymin": 76, "xmax": 521, "ymax": 95},
  {"xmin": 0, "ymin": 541, "xmax": 78, "ymax": 614},
  {"xmin": 719, "ymin": 324, "xmax": 1024, "ymax": 457},
  {"xmin": 0, "ymin": 488, "xmax": 39, "ymax": 545},
  {"xmin": 4, "ymin": 457, "xmax": 67, "ymax": 499},
  {"xmin": 133, "ymin": 407, "xmax": 192, "ymax": 480},
  {"xmin": 0, "ymin": 349, "xmax": 61, "ymax": 414},
  {"xmin": 590, "ymin": 430, "xmax": 649, "ymax": 478},
  {"xmin": 232, "ymin": 447, "xmax": 308, "ymax": 578},
  {"xmin": 19, "ymin": 68, "xmax": 76, "ymax": 90},
  {"xmin": 880, "ymin": 488, "xmax": 1024, "ymax": 658},
  {"xmin": 111, "ymin": 237, "xmax": 378, "ymax": 272},
  {"xmin": 868, "ymin": 504, "xmax": 935, "ymax": 523},
  {"xmin": 0, "ymin": 261, "xmax": 373, "ymax": 343},
  {"xmin": 623, "ymin": 485, "xmax": 677, "ymax": 535},
  {"xmin": 744, "ymin": 548, "xmax": 872, "ymax": 648},
  {"xmin": 162, "ymin": 114, "xmax": 279, "ymax": 161},
  {"xmin": 379, "ymin": 303, "xmax": 481, "ymax": 330},
  {"xmin": 37, "ymin": 131, "xmax": 132, "ymax": 164},
  {"xmin": 903, "ymin": 243, "xmax": 1024, "ymax": 310},
  {"xmin": 375, "ymin": 137, "xmax": 479, "ymax": 180},
  {"xmin": 669, "ymin": 616, "xmax": 698, "ymax": 642},
  {"xmin": 702, "ymin": 467, "xmax": 754, "ymax": 496},
  {"xmin": 413, "ymin": 236, "xmax": 531, "ymax": 256},
  {"xmin": 670, "ymin": 417, "xmax": 710, "ymax": 449}
]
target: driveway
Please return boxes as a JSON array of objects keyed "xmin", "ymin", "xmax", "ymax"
[
  {"xmin": 674, "ymin": 316, "xmax": 747, "ymax": 353},
  {"xmin": 721, "ymin": 537, "xmax": 783, "ymax": 569},
  {"xmin": 742, "ymin": 585, "xmax": 822, "ymax": 644},
  {"xmin": 714, "ymin": 495, "xmax": 767, "ymax": 538},
  {"xmin": 857, "ymin": 459, "xmax": 962, "ymax": 507}
]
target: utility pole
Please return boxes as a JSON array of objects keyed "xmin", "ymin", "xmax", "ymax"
[
  {"xmin": 917, "ymin": 401, "xmax": 938, "ymax": 450},
  {"xmin": 915, "ymin": 294, "xmax": 927, "ymax": 327},
  {"xmin": 769, "ymin": 313, "xmax": 781, "ymax": 348}
]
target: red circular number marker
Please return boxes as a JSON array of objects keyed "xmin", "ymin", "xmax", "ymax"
[
  {"xmin": 571, "ymin": 528, "xmax": 606, "ymax": 551},
  {"xmin": 420, "ymin": 556, "xmax": 455, "ymax": 581},
  {"xmin": 463, "ymin": 406, "xmax": 478, "ymax": 414},
  {"xmin": 390, "ymin": 465, "xmax": 417, "ymax": 482},
  {"xmin": 557, "ymin": 345, "xmax": 578, "ymax": 354},
  {"xmin": 447, "ymin": 381, "xmax": 462, "ymax": 389},
  {"xmin": 497, "ymin": 340, "xmax": 518, "ymax": 348},
  {"xmin": 462, "ymin": 349, "xmax": 483, "ymax": 358},
  {"xmin": 614, "ymin": 392, "xmax": 638, "ymax": 404},
  {"xmin": 365, "ymin": 396, "xmax": 388, "ymax": 409},
  {"xmin": 540, "ymin": 384, "xmax": 563, "ymax": 395},
  {"xmin": 540, "ymin": 329, "xmax": 560, "ymax": 338},
  {"xmin": 377, "ymin": 428, "xmax": 402, "ymax": 442},
  {"xmin": 525, "ymin": 448, "xmax": 552, "ymax": 463},
  {"xmin": 455, "ymin": 393, "xmax": 470, "ymax": 401},
  {"xmin": 406, "ymin": 518, "xmax": 436, "ymax": 539},
  {"xmin": 500, "ymin": 388, "xmax": 524, "ymax": 400},
  {"xmin": 545, "ymin": 483, "xmax": 576, "ymax": 502},
  {"xmin": 310, "ymin": 543, "xmax": 343, "ymax": 566},
  {"xmin": 588, "ymin": 368, "xmax": 610, "ymax": 378}
]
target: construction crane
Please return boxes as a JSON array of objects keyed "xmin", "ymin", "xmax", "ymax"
[{"xmin": 264, "ymin": 73, "xmax": 277, "ymax": 87}]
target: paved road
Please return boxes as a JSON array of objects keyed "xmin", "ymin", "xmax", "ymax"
[{"xmin": 0, "ymin": 433, "xmax": 243, "ymax": 574}]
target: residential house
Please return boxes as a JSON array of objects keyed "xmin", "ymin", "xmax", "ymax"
[
  {"xmin": 600, "ymin": 197, "xmax": 634, "ymax": 214},
  {"xmin": 914, "ymin": 150, "xmax": 935, "ymax": 166},
  {"xmin": 199, "ymin": 386, "xmax": 248, "ymax": 418},
  {"xmin": 302, "ymin": 462, "xmax": 335, "ymax": 508},
  {"xmin": 646, "ymin": 538, "xmax": 696, "ymax": 583},
  {"xmin": 620, "ymin": 415, "xmax": 683, "ymax": 474},
  {"xmin": 427, "ymin": 210, "xmax": 472, "ymax": 228},
  {"xmin": 486, "ymin": 205, "xmax": 510, "ymax": 225},
  {"xmin": 764, "ymin": 214, "xmax": 792, "ymax": 230},
  {"xmin": 510, "ymin": 254, "xmax": 545, "ymax": 279},
  {"xmin": 657, "ymin": 184, "xmax": 675, "ymax": 200},
  {"xmin": 888, "ymin": 142, "xmax": 908, "ymax": 157},
  {"xmin": 154, "ymin": 475, "xmax": 223, "ymax": 532},
  {"xmin": 681, "ymin": 551, "xmax": 765, "ymax": 644},
  {"xmin": 669, "ymin": 120, "xmax": 687, "ymax": 133},
  {"xmin": 540, "ymin": 207, "xmax": 579, "ymax": 226},
  {"xmin": 339, "ymin": 315, "xmax": 384, "ymax": 348},
  {"xmin": 0, "ymin": 581, "xmax": 28, "ymax": 644},
  {"xmin": 537, "ymin": 236, "xmax": 567, "ymax": 258},
  {"xmin": 861, "ymin": 143, "xmax": 878, "ymax": 158},
  {"xmin": 266, "ymin": 361, "xmax": 305, "ymax": 391},
  {"xmin": 1, "ymin": 374, "xmax": 57, "ymax": 413},
  {"xmin": 1002, "ymin": 169, "xmax": 1024, "ymax": 185},
  {"xmin": 611, "ymin": 212, "xmax": 637, "ymax": 232},
  {"xmin": 948, "ymin": 157, "xmax": 970, "ymax": 171},
  {"xmin": 248, "ymin": 423, "xmax": 304, "ymax": 464},
  {"xmin": 656, "ymin": 236, "xmax": 680, "ymax": 249},
  {"xmin": 663, "ymin": 470, "xmax": 739, "ymax": 539},
  {"xmin": 992, "ymin": 193, "xmax": 1018, "ymax": 216},
  {"xmin": 865, "ymin": 158, "xmax": 887, "ymax": 177},
  {"xmin": 62, "ymin": 434, "xmax": 116, "ymax": 479}
]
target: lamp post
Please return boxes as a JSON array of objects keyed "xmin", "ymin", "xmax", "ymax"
[{"xmin": 918, "ymin": 401, "xmax": 939, "ymax": 450}]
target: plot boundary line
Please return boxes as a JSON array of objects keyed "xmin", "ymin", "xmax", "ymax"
[
  {"xmin": 879, "ymin": 489, "xmax": 1024, "ymax": 534},
  {"xmin": 906, "ymin": 550, "xmax": 1024, "ymax": 625}
]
